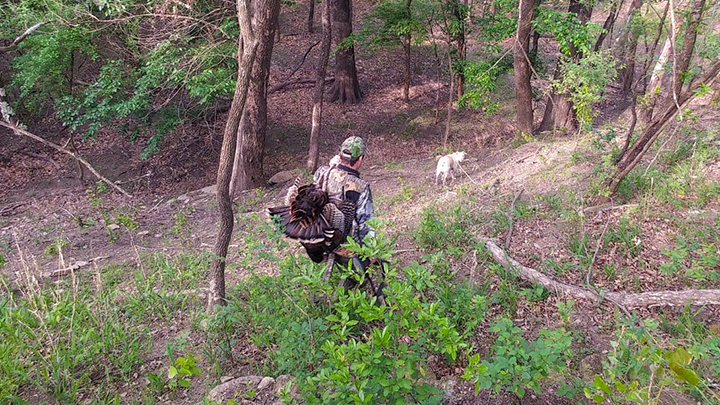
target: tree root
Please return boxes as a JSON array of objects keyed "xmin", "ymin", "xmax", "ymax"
[{"xmin": 482, "ymin": 238, "xmax": 720, "ymax": 308}]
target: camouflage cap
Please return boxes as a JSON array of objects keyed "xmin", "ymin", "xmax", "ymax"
[{"xmin": 340, "ymin": 136, "xmax": 367, "ymax": 159}]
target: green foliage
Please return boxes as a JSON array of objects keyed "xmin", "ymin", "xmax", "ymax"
[
  {"xmin": 11, "ymin": 26, "xmax": 98, "ymax": 112},
  {"xmin": 604, "ymin": 216, "xmax": 643, "ymax": 258},
  {"xmin": 457, "ymin": 55, "xmax": 513, "ymax": 113},
  {"xmin": 167, "ymin": 355, "xmax": 201, "ymax": 390},
  {"xmin": 358, "ymin": 0, "xmax": 432, "ymax": 49},
  {"xmin": 534, "ymin": 8, "xmax": 601, "ymax": 56},
  {"xmin": 585, "ymin": 320, "xmax": 707, "ymax": 404},
  {"xmin": 413, "ymin": 204, "xmax": 477, "ymax": 250},
  {"xmin": 554, "ymin": 51, "xmax": 618, "ymax": 126},
  {"xmin": 463, "ymin": 317, "xmax": 573, "ymax": 400}
]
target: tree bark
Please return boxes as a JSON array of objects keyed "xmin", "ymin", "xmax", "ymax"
[
  {"xmin": 0, "ymin": 22, "xmax": 45, "ymax": 53},
  {"xmin": 536, "ymin": 0, "xmax": 592, "ymax": 134},
  {"xmin": 208, "ymin": 0, "xmax": 267, "ymax": 311},
  {"xmin": 659, "ymin": 0, "xmax": 706, "ymax": 114},
  {"xmin": 484, "ymin": 239, "xmax": 720, "ymax": 308},
  {"xmin": 444, "ymin": 51, "xmax": 454, "ymax": 147},
  {"xmin": 514, "ymin": 0, "xmax": 535, "ymax": 136},
  {"xmin": 616, "ymin": 0, "xmax": 643, "ymax": 94},
  {"xmin": 605, "ymin": 61, "xmax": 720, "ymax": 196},
  {"xmin": 308, "ymin": 0, "xmax": 315, "ymax": 33},
  {"xmin": 452, "ymin": 1, "xmax": 466, "ymax": 98},
  {"xmin": 229, "ymin": 0, "xmax": 281, "ymax": 196},
  {"xmin": 307, "ymin": 0, "xmax": 332, "ymax": 171},
  {"xmin": 328, "ymin": 0, "xmax": 361, "ymax": 104},
  {"xmin": 593, "ymin": 0, "xmax": 621, "ymax": 52},
  {"xmin": 403, "ymin": 0, "xmax": 413, "ymax": 103}
]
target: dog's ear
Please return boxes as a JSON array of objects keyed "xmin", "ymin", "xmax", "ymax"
[{"xmin": 435, "ymin": 155, "xmax": 442, "ymax": 161}]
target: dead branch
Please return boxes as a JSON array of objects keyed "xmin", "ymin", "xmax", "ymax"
[
  {"xmin": 283, "ymin": 40, "xmax": 321, "ymax": 83},
  {"xmin": 269, "ymin": 77, "xmax": 333, "ymax": 94},
  {"xmin": 0, "ymin": 121, "xmax": 133, "ymax": 198},
  {"xmin": 504, "ymin": 189, "xmax": 524, "ymax": 248},
  {"xmin": 483, "ymin": 238, "xmax": 720, "ymax": 308},
  {"xmin": 0, "ymin": 22, "xmax": 45, "ymax": 53}
]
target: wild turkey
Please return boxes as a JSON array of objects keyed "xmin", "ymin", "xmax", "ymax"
[{"xmin": 268, "ymin": 179, "xmax": 355, "ymax": 262}]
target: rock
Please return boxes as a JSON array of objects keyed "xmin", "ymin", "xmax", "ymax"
[
  {"xmin": 258, "ymin": 376, "xmax": 275, "ymax": 391},
  {"xmin": 208, "ymin": 376, "xmax": 263, "ymax": 402},
  {"xmin": 199, "ymin": 184, "xmax": 217, "ymax": 195},
  {"xmin": 220, "ymin": 375, "xmax": 234, "ymax": 384},
  {"xmin": 274, "ymin": 374, "xmax": 298, "ymax": 398},
  {"xmin": 137, "ymin": 231, "xmax": 150, "ymax": 236},
  {"xmin": 107, "ymin": 224, "xmax": 120, "ymax": 230},
  {"xmin": 268, "ymin": 169, "xmax": 302, "ymax": 185}
]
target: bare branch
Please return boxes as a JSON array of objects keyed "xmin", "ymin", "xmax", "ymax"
[
  {"xmin": 0, "ymin": 22, "xmax": 45, "ymax": 53},
  {"xmin": 0, "ymin": 121, "xmax": 133, "ymax": 198}
]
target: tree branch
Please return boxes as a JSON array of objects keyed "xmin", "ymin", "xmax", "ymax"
[
  {"xmin": 0, "ymin": 22, "xmax": 45, "ymax": 53},
  {"xmin": 483, "ymin": 238, "xmax": 720, "ymax": 308},
  {"xmin": 0, "ymin": 121, "xmax": 133, "ymax": 198}
]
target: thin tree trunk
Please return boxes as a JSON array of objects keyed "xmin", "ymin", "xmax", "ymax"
[
  {"xmin": 307, "ymin": 0, "xmax": 332, "ymax": 171},
  {"xmin": 229, "ymin": 0, "xmax": 281, "ymax": 196},
  {"xmin": 616, "ymin": 0, "xmax": 643, "ymax": 94},
  {"xmin": 594, "ymin": 0, "xmax": 622, "ymax": 52},
  {"xmin": 329, "ymin": 0, "xmax": 361, "ymax": 103},
  {"xmin": 605, "ymin": 61, "xmax": 720, "ymax": 196},
  {"xmin": 308, "ymin": 0, "xmax": 315, "ymax": 33},
  {"xmin": 536, "ymin": 0, "xmax": 592, "ymax": 134},
  {"xmin": 514, "ymin": 0, "xmax": 535, "ymax": 136},
  {"xmin": 444, "ymin": 51, "xmax": 454, "ymax": 147},
  {"xmin": 403, "ymin": 37, "xmax": 411, "ymax": 102},
  {"xmin": 402, "ymin": 0, "xmax": 413, "ymax": 103},
  {"xmin": 659, "ymin": 0, "xmax": 706, "ymax": 113},
  {"xmin": 453, "ymin": 1, "xmax": 466, "ymax": 98},
  {"xmin": 208, "ymin": 0, "xmax": 266, "ymax": 311}
]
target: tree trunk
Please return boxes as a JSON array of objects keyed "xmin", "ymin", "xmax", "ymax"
[
  {"xmin": 616, "ymin": 0, "xmax": 643, "ymax": 94},
  {"xmin": 444, "ymin": 50, "xmax": 454, "ymax": 147},
  {"xmin": 605, "ymin": 61, "xmax": 720, "ymax": 196},
  {"xmin": 593, "ymin": 0, "xmax": 621, "ymax": 52},
  {"xmin": 307, "ymin": 0, "xmax": 332, "ymax": 171},
  {"xmin": 403, "ymin": 36, "xmax": 411, "ymax": 102},
  {"xmin": 229, "ymin": 0, "xmax": 281, "ymax": 196},
  {"xmin": 452, "ymin": 1, "xmax": 466, "ymax": 98},
  {"xmin": 536, "ymin": 0, "xmax": 592, "ymax": 134},
  {"xmin": 514, "ymin": 0, "xmax": 535, "ymax": 136},
  {"xmin": 208, "ymin": 0, "xmax": 274, "ymax": 311},
  {"xmin": 329, "ymin": 0, "xmax": 361, "ymax": 104},
  {"xmin": 659, "ymin": 0, "xmax": 706, "ymax": 113},
  {"xmin": 308, "ymin": 0, "xmax": 315, "ymax": 33}
]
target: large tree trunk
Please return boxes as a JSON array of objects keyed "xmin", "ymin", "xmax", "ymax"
[
  {"xmin": 208, "ymin": 0, "xmax": 276, "ymax": 311},
  {"xmin": 229, "ymin": 0, "xmax": 281, "ymax": 196},
  {"xmin": 659, "ymin": 0, "xmax": 706, "ymax": 114},
  {"xmin": 616, "ymin": 0, "xmax": 643, "ymax": 94},
  {"xmin": 307, "ymin": 0, "xmax": 332, "ymax": 171},
  {"xmin": 605, "ymin": 61, "xmax": 720, "ymax": 196},
  {"xmin": 328, "ymin": 0, "xmax": 361, "ymax": 104},
  {"xmin": 536, "ymin": 0, "xmax": 592, "ymax": 134},
  {"xmin": 514, "ymin": 0, "xmax": 535, "ymax": 136}
]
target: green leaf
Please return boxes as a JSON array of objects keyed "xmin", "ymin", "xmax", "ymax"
[
  {"xmin": 168, "ymin": 365, "xmax": 178, "ymax": 379},
  {"xmin": 670, "ymin": 365, "xmax": 700, "ymax": 386},
  {"xmin": 594, "ymin": 375, "xmax": 612, "ymax": 395}
]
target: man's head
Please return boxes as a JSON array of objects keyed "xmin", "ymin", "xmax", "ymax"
[{"xmin": 339, "ymin": 136, "xmax": 367, "ymax": 168}]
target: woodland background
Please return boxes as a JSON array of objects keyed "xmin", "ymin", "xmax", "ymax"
[{"xmin": 1, "ymin": 0, "xmax": 720, "ymax": 403}]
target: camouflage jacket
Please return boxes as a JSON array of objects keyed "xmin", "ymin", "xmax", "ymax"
[{"xmin": 313, "ymin": 164, "xmax": 375, "ymax": 243}]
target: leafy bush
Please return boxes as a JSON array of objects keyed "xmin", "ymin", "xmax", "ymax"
[{"xmin": 463, "ymin": 317, "xmax": 573, "ymax": 400}]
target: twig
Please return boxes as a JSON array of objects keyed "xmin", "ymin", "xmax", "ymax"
[
  {"xmin": 0, "ymin": 120, "xmax": 133, "ymax": 198},
  {"xmin": 586, "ymin": 217, "xmax": 610, "ymax": 287},
  {"xmin": 282, "ymin": 40, "xmax": 321, "ymax": 83},
  {"xmin": 504, "ymin": 189, "xmax": 524, "ymax": 248},
  {"xmin": 643, "ymin": 126, "xmax": 679, "ymax": 176}
]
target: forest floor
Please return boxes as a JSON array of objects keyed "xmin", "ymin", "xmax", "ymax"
[{"xmin": 2, "ymin": 3, "xmax": 720, "ymax": 405}]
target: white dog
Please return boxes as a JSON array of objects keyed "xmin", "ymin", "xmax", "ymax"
[{"xmin": 435, "ymin": 151, "xmax": 466, "ymax": 186}]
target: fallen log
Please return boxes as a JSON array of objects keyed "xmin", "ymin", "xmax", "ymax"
[{"xmin": 482, "ymin": 238, "xmax": 720, "ymax": 308}]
